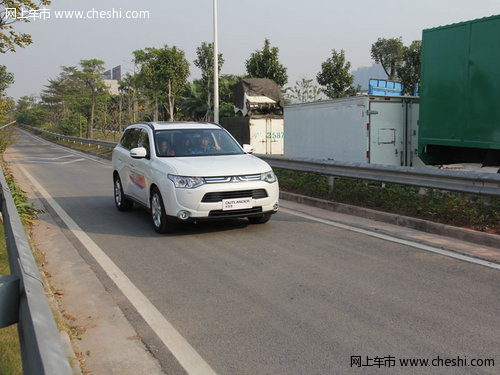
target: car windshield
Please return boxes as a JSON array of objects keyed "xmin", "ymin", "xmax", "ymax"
[{"xmin": 154, "ymin": 129, "xmax": 244, "ymax": 157}]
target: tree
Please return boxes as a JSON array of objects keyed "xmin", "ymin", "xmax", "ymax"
[
  {"xmin": 41, "ymin": 66, "xmax": 84, "ymax": 124},
  {"xmin": 0, "ymin": 64, "xmax": 14, "ymax": 121},
  {"xmin": 397, "ymin": 40, "xmax": 422, "ymax": 95},
  {"xmin": 316, "ymin": 49, "xmax": 355, "ymax": 99},
  {"xmin": 0, "ymin": 64, "xmax": 13, "ymax": 92},
  {"xmin": 133, "ymin": 48, "xmax": 161, "ymax": 121},
  {"xmin": 74, "ymin": 59, "xmax": 107, "ymax": 138},
  {"xmin": 245, "ymin": 38, "xmax": 288, "ymax": 87},
  {"xmin": 0, "ymin": 0, "xmax": 51, "ymax": 53},
  {"xmin": 286, "ymin": 77, "xmax": 322, "ymax": 103},
  {"xmin": 134, "ymin": 45, "xmax": 190, "ymax": 121},
  {"xmin": 15, "ymin": 95, "xmax": 45, "ymax": 125},
  {"xmin": 194, "ymin": 42, "xmax": 224, "ymax": 121},
  {"xmin": 346, "ymin": 84, "xmax": 362, "ymax": 97},
  {"xmin": 179, "ymin": 80, "xmax": 208, "ymax": 121},
  {"xmin": 157, "ymin": 46, "xmax": 190, "ymax": 121},
  {"xmin": 370, "ymin": 37, "xmax": 404, "ymax": 80},
  {"xmin": 119, "ymin": 73, "xmax": 141, "ymax": 128},
  {"xmin": 180, "ymin": 74, "xmax": 243, "ymax": 120},
  {"xmin": 40, "ymin": 66, "xmax": 95, "ymax": 135},
  {"xmin": 219, "ymin": 74, "xmax": 243, "ymax": 117}
]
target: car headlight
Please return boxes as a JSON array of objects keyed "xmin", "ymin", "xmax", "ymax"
[
  {"xmin": 260, "ymin": 170, "xmax": 277, "ymax": 183},
  {"xmin": 168, "ymin": 174, "xmax": 205, "ymax": 189}
]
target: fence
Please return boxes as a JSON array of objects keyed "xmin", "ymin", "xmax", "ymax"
[
  {"xmin": 0, "ymin": 163, "xmax": 72, "ymax": 373},
  {"xmin": 259, "ymin": 155, "xmax": 500, "ymax": 197},
  {"xmin": 20, "ymin": 123, "xmax": 117, "ymax": 150}
]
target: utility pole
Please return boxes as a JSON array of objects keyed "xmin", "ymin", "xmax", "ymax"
[{"xmin": 213, "ymin": 0, "xmax": 219, "ymax": 123}]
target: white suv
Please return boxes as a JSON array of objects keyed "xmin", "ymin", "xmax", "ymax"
[{"xmin": 112, "ymin": 122, "xmax": 279, "ymax": 233}]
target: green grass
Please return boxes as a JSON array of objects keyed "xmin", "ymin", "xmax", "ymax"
[
  {"xmin": 0, "ymin": 223, "xmax": 23, "ymax": 375},
  {"xmin": 275, "ymin": 169, "xmax": 500, "ymax": 234},
  {"xmin": 55, "ymin": 137, "xmax": 114, "ymax": 158},
  {"xmin": 34, "ymin": 132, "xmax": 114, "ymax": 158},
  {"xmin": 4, "ymin": 171, "xmax": 36, "ymax": 225}
]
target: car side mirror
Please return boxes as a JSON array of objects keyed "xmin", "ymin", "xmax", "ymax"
[
  {"xmin": 243, "ymin": 144, "xmax": 254, "ymax": 154},
  {"xmin": 130, "ymin": 147, "xmax": 147, "ymax": 159}
]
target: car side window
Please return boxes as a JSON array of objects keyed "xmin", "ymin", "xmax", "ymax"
[
  {"xmin": 120, "ymin": 128, "xmax": 140, "ymax": 150},
  {"xmin": 120, "ymin": 129, "xmax": 132, "ymax": 150},
  {"xmin": 139, "ymin": 129, "xmax": 151, "ymax": 158},
  {"xmin": 119, "ymin": 129, "xmax": 130, "ymax": 149}
]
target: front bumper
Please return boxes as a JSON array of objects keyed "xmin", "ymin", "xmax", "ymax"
[{"xmin": 160, "ymin": 179, "xmax": 279, "ymax": 221}]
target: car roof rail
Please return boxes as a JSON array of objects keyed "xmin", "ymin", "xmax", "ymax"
[{"xmin": 137, "ymin": 122, "xmax": 155, "ymax": 130}]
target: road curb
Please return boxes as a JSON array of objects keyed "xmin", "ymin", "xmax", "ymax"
[{"xmin": 280, "ymin": 191, "xmax": 500, "ymax": 249}]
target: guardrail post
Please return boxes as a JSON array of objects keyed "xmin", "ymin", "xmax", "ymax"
[
  {"xmin": 0, "ymin": 274, "xmax": 20, "ymax": 327},
  {"xmin": 327, "ymin": 176, "xmax": 335, "ymax": 193}
]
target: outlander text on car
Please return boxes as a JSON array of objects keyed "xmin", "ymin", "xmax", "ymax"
[{"xmin": 112, "ymin": 122, "xmax": 279, "ymax": 233}]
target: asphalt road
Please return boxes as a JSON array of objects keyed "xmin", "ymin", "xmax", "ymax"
[{"xmin": 7, "ymin": 130, "xmax": 500, "ymax": 374}]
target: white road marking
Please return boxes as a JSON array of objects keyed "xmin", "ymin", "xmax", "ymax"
[
  {"xmin": 30, "ymin": 155, "xmax": 75, "ymax": 160},
  {"xmin": 19, "ymin": 129, "xmax": 109, "ymax": 165},
  {"xmin": 19, "ymin": 166, "xmax": 217, "ymax": 375},
  {"xmin": 23, "ymin": 158, "xmax": 86, "ymax": 165},
  {"xmin": 280, "ymin": 207, "xmax": 500, "ymax": 271}
]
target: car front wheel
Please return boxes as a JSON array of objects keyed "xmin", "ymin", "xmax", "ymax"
[
  {"xmin": 114, "ymin": 175, "xmax": 133, "ymax": 211},
  {"xmin": 150, "ymin": 187, "xmax": 173, "ymax": 233}
]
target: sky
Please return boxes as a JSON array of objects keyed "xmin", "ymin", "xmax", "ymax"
[{"xmin": 2, "ymin": 0, "xmax": 499, "ymax": 100}]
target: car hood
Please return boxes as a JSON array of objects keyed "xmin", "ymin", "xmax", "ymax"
[{"xmin": 159, "ymin": 154, "xmax": 272, "ymax": 177}]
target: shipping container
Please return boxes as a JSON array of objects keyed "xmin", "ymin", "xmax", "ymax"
[
  {"xmin": 219, "ymin": 116, "xmax": 284, "ymax": 155},
  {"xmin": 284, "ymin": 96, "xmax": 422, "ymax": 166},
  {"xmin": 418, "ymin": 15, "xmax": 500, "ymax": 165}
]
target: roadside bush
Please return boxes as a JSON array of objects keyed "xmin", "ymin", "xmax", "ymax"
[
  {"xmin": 4, "ymin": 172, "xmax": 36, "ymax": 225},
  {"xmin": 0, "ymin": 126, "xmax": 17, "ymax": 154},
  {"xmin": 275, "ymin": 169, "xmax": 500, "ymax": 234},
  {"xmin": 58, "ymin": 113, "xmax": 81, "ymax": 136}
]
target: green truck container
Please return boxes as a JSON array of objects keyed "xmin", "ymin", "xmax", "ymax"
[{"xmin": 418, "ymin": 15, "xmax": 500, "ymax": 165}]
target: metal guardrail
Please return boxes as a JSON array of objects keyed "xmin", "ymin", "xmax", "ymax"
[
  {"xmin": 0, "ymin": 165, "xmax": 72, "ymax": 374},
  {"xmin": 19, "ymin": 123, "xmax": 117, "ymax": 149},
  {"xmin": 260, "ymin": 155, "xmax": 500, "ymax": 197},
  {"xmin": 0, "ymin": 120, "xmax": 17, "ymax": 130},
  {"xmin": 19, "ymin": 123, "xmax": 500, "ymax": 196}
]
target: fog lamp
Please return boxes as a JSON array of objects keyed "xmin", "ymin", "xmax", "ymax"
[{"xmin": 177, "ymin": 210, "xmax": 191, "ymax": 220}]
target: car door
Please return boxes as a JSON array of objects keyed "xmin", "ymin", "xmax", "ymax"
[
  {"xmin": 127, "ymin": 128, "xmax": 152, "ymax": 205},
  {"xmin": 115, "ymin": 127, "xmax": 139, "ymax": 197}
]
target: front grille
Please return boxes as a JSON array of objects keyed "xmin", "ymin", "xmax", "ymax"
[
  {"xmin": 201, "ymin": 189, "xmax": 268, "ymax": 203},
  {"xmin": 208, "ymin": 207, "xmax": 263, "ymax": 217},
  {"xmin": 204, "ymin": 174, "xmax": 261, "ymax": 183}
]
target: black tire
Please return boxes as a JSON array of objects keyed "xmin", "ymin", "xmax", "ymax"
[
  {"xmin": 248, "ymin": 213, "xmax": 271, "ymax": 224},
  {"xmin": 150, "ymin": 187, "xmax": 174, "ymax": 233},
  {"xmin": 114, "ymin": 175, "xmax": 133, "ymax": 211}
]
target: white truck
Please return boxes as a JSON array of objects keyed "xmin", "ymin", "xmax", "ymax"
[
  {"xmin": 220, "ymin": 115, "xmax": 284, "ymax": 155},
  {"xmin": 284, "ymin": 95, "xmax": 423, "ymax": 166},
  {"xmin": 220, "ymin": 78, "xmax": 284, "ymax": 155}
]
